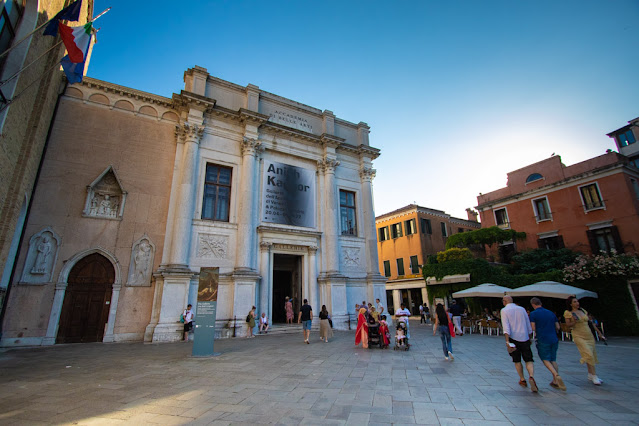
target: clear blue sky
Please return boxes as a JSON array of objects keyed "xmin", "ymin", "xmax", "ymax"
[{"xmin": 89, "ymin": 0, "xmax": 639, "ymax": 219}]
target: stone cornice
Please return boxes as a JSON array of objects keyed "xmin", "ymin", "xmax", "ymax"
[
  {"xmin": 261, "ymin": 121, "xmax": 320, "ymax": 143},
  {"xmin": 257, "ymin": 225, "xmax": 322, "ymax": 238},
  {"xmin": 172, "ymin": 90, "xmax": 216, "ymax": 113},
  {"xmin": 80, "ymin": 77, "xmax": 173, "ymax": 108},
  {"xmin": 320, "ymin": 133, "xmax": 344, "ymax": 148},
  {"xmin": 239, "ymin": 108, "xmax": 270, "ymax": 126},
  {"xmin": 358, "ymin": 145, "xmax": 381, "ymax": 160}
]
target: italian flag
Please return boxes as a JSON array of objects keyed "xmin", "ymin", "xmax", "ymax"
[{"xmin": 58, "ymin": 22, "xmax": 93, "ymax": 63}]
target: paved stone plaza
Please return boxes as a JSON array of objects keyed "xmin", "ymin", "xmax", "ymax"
[{"xmin": 1, "ymin": 321, "xmax": 638, "ymax": 425}]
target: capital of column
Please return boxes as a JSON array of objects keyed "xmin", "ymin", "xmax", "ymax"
[
  {"xmin": 259, "ymin": 241, "xmax": 272, "ymax": 252},
  {"xmin": 175, "ymin": 122, "xmax": 204, "ymax": 144},
  {"xmin": 317, "ymin": 156, "xmax": 340, "ymax": 174},
  {"xmin": 241, "ymin": 137, "xmax": 264, "ymax": 157},
  {"xmin": 359, "ymin": 167, "xmax": 376, "ymax": 182},
  {"xmin": 307, "ymin": 245, "xmax": 318, "ymax": 254}
]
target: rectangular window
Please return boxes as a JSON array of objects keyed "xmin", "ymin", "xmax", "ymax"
[
  {"xmin": 420, "ymin": 218, "xmax": 432, "ymax": 234},
  {"xmin": 495, "ymin": 208, "xmax": 509, "ymax": 227},
  {"xmin": 580, "ymin": 183, "xmax": 604, "ymax": 211},
  {"xmin": 410, "ymin": 255, "xmax": 419, "ymax": 274},
  {"xmin": 396, "ymin": 258, "xmax": 405, "ymax": 276},
  {"xmin": 0, "ymin": 0, "xmax": 24, "ymax": 71},
  {"xmin": 458, "ymin": 228, "xmax": 464, "ymax": 234},
  {"xmin": 587, "ymin": 227, "xmax": 623, "ymax": 254},
  {"xmin": 533, "ymin": 197, "xmax": 551, "ymax": 221},
  {"xmin": 378, "ymin": 226, "xmax": 389, "ymax": 242},
  {"xmin": 202, "ymin": 163, "xmax": 232, "ymax": 221},
  {"xmin": 617, "ymin": 130, "xmax": 636, "ymax": 147},
  {"xmin": 441, "ymin": 222, "xmax": 448, "ymax": 237},
  {"xmin": 404, "ymin": 218, "xmax": 416, "ymax": 235},
  {"xmin": 632, "ymin": 179, "xmax": 639, "ymax": 200},
  {"xmin": 383, "ymin": 260, "xmax": 391, "ymax": 277},
  {"xmin": 391, "ymin": 222, "xmax": 403, "ymax": 239},
  {"xmin": 339, "ymin": 190, "xmax": 357, "ymax": 236},
  {"xmin": 537, "ymin": 236, "xmax": 565, "ymax": 250}
]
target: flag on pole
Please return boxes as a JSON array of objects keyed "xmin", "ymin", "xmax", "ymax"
[
  {"xmin": 43, "ymin": 0, "xmax": 83, "ymax": 36},
  {"xmin": 58, "ymin": 22, "xmax": 93, "ymax": 63},
  {"xmin": 59, "ymin": 22, "xmax": 95, "ymax": 84}
]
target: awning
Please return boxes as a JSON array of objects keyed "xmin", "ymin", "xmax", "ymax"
[
  {"xmin": 452, "ymin": 283, "xmax": 512, "ymax": 298},
  {"xmin": 507, "ymin": 281, "xmax": 598, "ymax": 299}
]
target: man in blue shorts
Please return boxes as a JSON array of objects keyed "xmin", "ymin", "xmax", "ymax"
[
  {"xmin": 298, "ymin": 299, "xmax": 313, "ymax": 344},
  {"xmin": 529, "ymin": 297, "xmax": 566, "ymax": 391}
]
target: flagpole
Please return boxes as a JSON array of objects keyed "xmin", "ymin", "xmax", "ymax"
[
  {"xmin": 0, "ymin": 5, "xmax": 110, "ymax": 61},
  {"xmin": 0, "ymin": 41, "xmax": 64, "ymax": 88}
]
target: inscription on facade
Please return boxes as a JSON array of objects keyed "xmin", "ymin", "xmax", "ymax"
[{"xmin": 269, "ymin": 110, "xmax": 314, "ymax": 133}]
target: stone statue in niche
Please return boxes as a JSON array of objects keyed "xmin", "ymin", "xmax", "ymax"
[
  {"xmin": 83, "ymin": 166, "xmax": 127, "ymax": 220},
  {"xmin": 31, "ymin": 235, "xmax": 52, "ymax": 274},
  {"xmin": 20, "ymin": 227, "xmax": 60, "ymax": 284},
  {"xmin": 127, "ymin": 236, "xmax": 155, "ymax": 286}
]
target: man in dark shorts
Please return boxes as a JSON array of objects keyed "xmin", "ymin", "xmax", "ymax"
[
  {"xmin": 529, "ymin": 297, "xmax": 565, "ymax": 390},
  {"xmin": 183, "ymin": 304, "xmax": 194, "ymax": 342},
  {"xmin": 298, "ymin": 299, "xmax": 313, "ymax": 344},
  {"xmin": 501, "ymin": 295, "xmax": 537, "ymax": 392}
]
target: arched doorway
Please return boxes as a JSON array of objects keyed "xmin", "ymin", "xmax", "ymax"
[{"xmin": 57, "ymin": 253, "xmax": 114, "ymax": 343}]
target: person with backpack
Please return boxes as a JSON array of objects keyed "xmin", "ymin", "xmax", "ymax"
[{"xmin": 246, "ymin": 306, "xmax": 256, "ymax": 338}]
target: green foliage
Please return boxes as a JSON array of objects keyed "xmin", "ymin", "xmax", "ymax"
[
  {"xmin": 445, "ymin": 226, "xmax": 526, "ymax": 250},
  {"xmin": 436, "ymin": 248, "xmax": 473, "ymax": 263},
  {"xmin": 510, "ymin": 248, "xmax": 579, "ymax": 274}
]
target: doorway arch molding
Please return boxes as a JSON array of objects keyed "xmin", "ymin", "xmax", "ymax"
[{"xmin": 43, "ymin": 247, "xmax": 122, "ymax": 345}]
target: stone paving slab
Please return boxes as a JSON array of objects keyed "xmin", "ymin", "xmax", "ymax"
[{"xmin": 1, "ymin": 322, "xmax": 638, "ymax": 425}]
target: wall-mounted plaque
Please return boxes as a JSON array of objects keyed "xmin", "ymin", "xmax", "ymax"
[{"xmin": 262, "ymin": 161, "xmax": 316, "ymax": 228}]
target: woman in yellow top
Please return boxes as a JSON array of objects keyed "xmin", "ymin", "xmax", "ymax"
[{"xmin": 563, "ymin": 296, "xmax": 606, "ymax": 385}]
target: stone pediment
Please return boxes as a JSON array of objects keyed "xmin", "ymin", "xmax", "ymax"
[{"xmin": 83, "ymin": 166, "xmax": 127, "ymax": 220}]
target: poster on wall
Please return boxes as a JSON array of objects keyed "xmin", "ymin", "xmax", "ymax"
[
  {"xmin": 192, "ymin": 267, "xmax": 219, "ymax": 357},
  {"xmin": 262, "ymin": 160, "xmax": 316, "ymax": 228}
]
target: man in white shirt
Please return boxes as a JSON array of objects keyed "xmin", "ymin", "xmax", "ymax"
[
  {"xmin": 501, "ymin": 295, "xmax": 537, "ymax": 392},
  {"xmin": 259, "ymin": 312, "xmax": 269, "ymax": 334},
  {"xmin": 375, "ymin": 298, "xmax": 384, "ymax": 315},
  {"xmin": 183, "ymin": 304, "xmax": 194, "ymax": 342},
  {"xmin": 395, "ymin": 303, "xmax": 411, "ymax": 338}
]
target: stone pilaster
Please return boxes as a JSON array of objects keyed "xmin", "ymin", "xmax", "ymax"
[
  {"xmin": 317, "ymin": 156, "xmax": 340, "ymax": 274},
  {"xmin": 235, "ymin": 137, "xmax": 263, "ymax": 272},
  {"xmin": 43, "ymin": 281, "xmax": 67, "ymax": 345},
  {"xmin": 259, "ymin": 241, "xmax": 271, "ymax": 318},
  {"xmin": 102, "ymin": 284, "xmax": 122, "ymax": 343},
  {"xmin": 308, "ymin": 245, "xmax": 318, "ymax": 313},
  {"xmin": 169, "ymin": 122, "xmax": 204, "ymax": 267}
]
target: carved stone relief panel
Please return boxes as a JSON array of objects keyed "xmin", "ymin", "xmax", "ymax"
[
  {"xmin": 20, "ymin": 227, "xmax": 61, "ymax": 284},
  {"xmin": 342, "ymin": 247, "xmax": 361, "ymax": 268},
  {"xmin": 83, "ymin": 166, "xmax": 127, "ymax": 220},
  {"xmin": 126, "ymin": 235, "xmax": 156, "ymax": 287},
  {"xmin": 197, "ymin": 234, "xmax": 228, "ymax": 259}
]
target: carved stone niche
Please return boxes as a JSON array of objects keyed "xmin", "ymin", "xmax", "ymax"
[
  {"xmin": 20, "ymin": 227, "xmax": 61, "ymax": 284},
  {"xmin": 83, "ymin": 166, "xmax": 127, "ymax": 220},
  {"xmin": 126, "ymin": 235, "xmax": 156, "ymax": 287}
]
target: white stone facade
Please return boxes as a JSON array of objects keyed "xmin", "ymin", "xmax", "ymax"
[{"xmin": 1, "ymin": 66, "xmax": 386, "ymax": 346}]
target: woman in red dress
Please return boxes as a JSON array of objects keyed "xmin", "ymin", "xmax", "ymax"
[{"xmin": 355, "ymin": 307, "xmax": 369, "ymax": 348}]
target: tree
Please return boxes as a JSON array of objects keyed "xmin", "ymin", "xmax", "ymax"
[{"xmin": 445, "ymin": 226, "xmax": 526, "ymax": 250}]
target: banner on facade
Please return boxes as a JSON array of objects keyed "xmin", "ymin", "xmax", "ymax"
[
  {"xmin": 192, "ymin": 267, "xmax": 219, "ymax": 357},
  {"xmin": 262, "ymin": 160, "xmax": 316, "ymax": 228}
]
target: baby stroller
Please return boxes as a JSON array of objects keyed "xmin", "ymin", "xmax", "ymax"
[
  {"xmin": 367, "ymin": 314, "xmax": 382, "ymax": 348},
  {"xmin": 394, "ymin": 318, "xmax": 410, "ymax": 351}
]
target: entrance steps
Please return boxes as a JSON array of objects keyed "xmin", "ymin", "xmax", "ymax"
[{"xmin": 256, "ymin": 322, "xmax": 319, "ymax": 336}]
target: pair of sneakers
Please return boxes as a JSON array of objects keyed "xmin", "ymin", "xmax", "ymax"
[
  {"xmin": 444, "ymin": 351, "xmax": 454, "ymax": 361},
  {"xmin": 588, "ymin": 374, "xmax": 603, "ymax": 385}
]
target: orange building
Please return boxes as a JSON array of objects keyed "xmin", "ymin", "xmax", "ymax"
[
  {"xmin": 375, "ymin": 204, "xmax": 480, "ymax": 314},
  {"xmin": 476, "ymin": 152, "xmax": 639, "ymax": 262}
]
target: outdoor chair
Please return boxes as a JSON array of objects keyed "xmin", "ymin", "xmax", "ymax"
[
  {"xmin": 462, "ymin": 319, "xmax": 474, "ymax": 335},
  {"xmin": 479, "ymin": 319, "xmax": 489, "ymax": 335},
  {"xmin": 487, "ymin": 320, "xmax": 501, "ymax": 336}
]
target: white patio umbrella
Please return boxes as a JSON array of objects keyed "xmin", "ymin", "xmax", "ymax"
[
  {"xmin": 508, "ymin": 281, "xmax": 598, "ymax": 299},
  {"xmin": 452, "ymin": 283, "xmax": 512, "ymax": 298}
]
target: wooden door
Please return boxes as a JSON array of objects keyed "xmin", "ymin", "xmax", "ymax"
[{"xmin": 57, "ymin": 253, "xmax": 114, "ymax": 343}]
